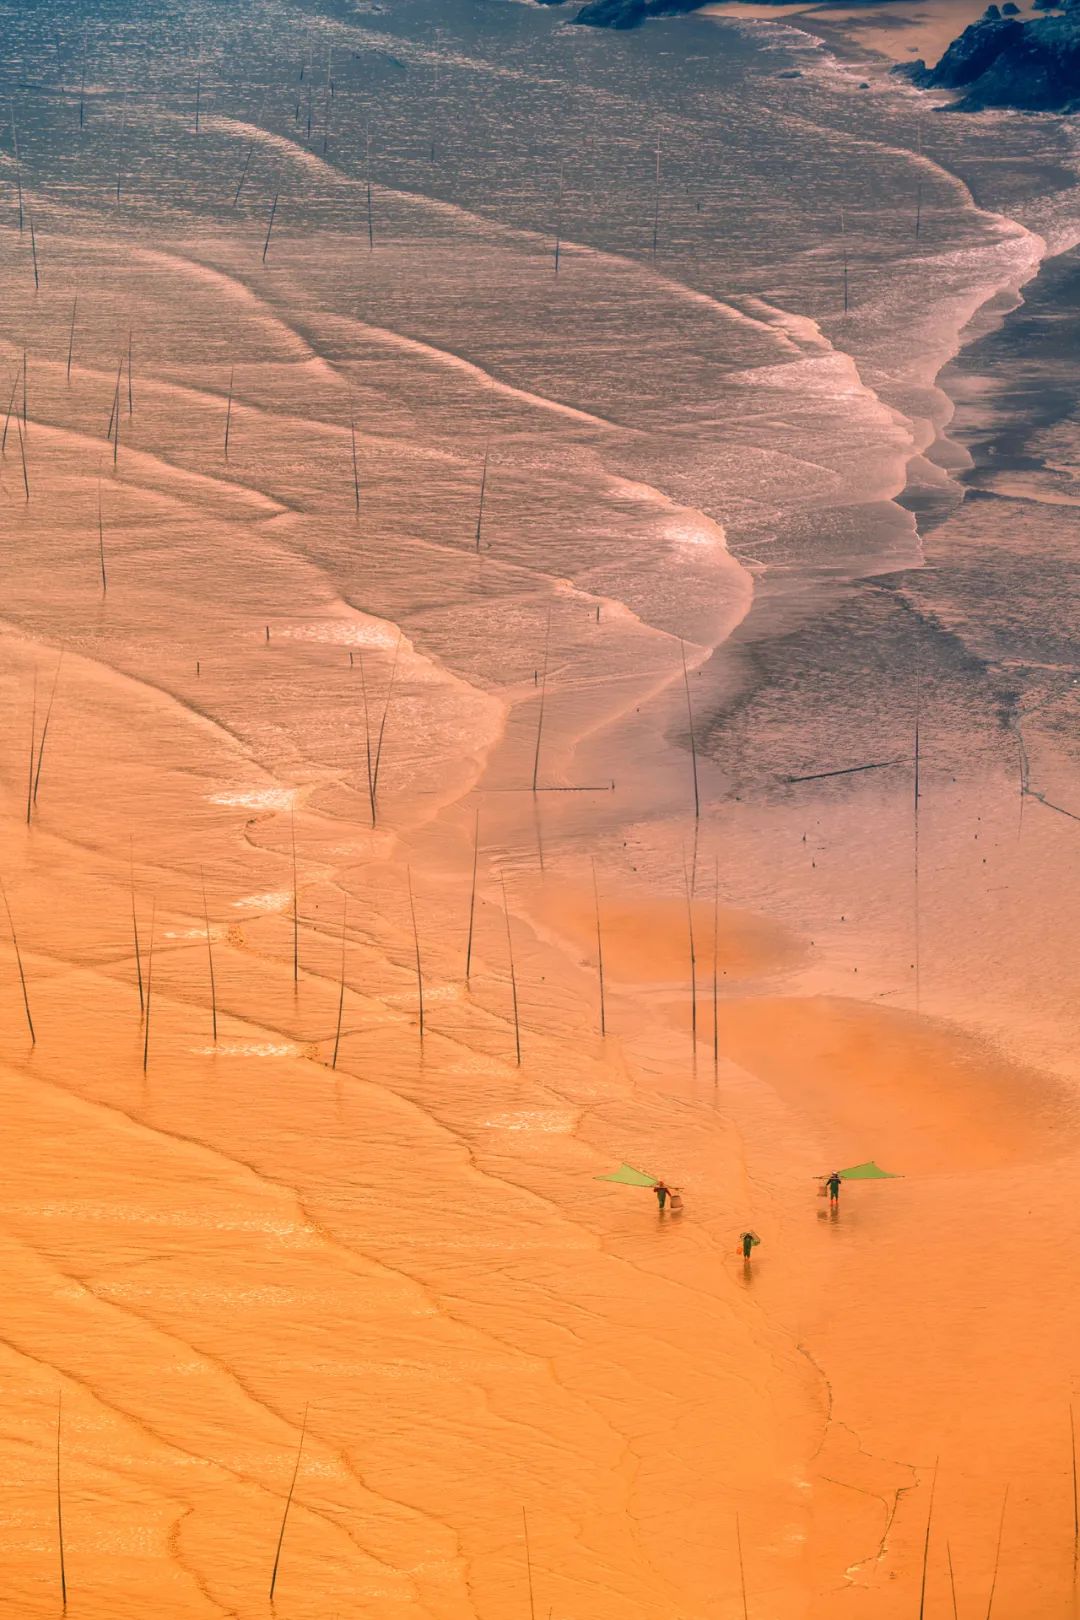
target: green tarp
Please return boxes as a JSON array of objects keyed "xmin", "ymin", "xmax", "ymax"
[
  {"xmin": 837, "ymin": 1161, "xmax": 900, "ymax": 1181},
  {"xmin": 596, "ymin": 1163, "xmax": 658, "ymax": 1188}
]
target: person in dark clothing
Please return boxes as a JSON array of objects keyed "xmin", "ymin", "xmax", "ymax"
[
  {"xmin": 654, "ymin": 1181, "xmax": 670, "ymax": 1211},
  {"xmin": 826, "ymin": 1172, "xmax": 842, "ymax": 1207},
  {"xmin": 740, "ymin": 1231, "xmax": 757, "ymax": 1261}
]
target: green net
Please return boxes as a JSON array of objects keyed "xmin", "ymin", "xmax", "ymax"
[{"xmin": 595, "ymin": 1163, "xmax": 659, "ymax": 1188}]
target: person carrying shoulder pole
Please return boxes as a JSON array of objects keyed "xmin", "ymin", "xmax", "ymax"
[{"xmin": 826, "ymin": 1171, "xmax": 841, "ymax": 1208}]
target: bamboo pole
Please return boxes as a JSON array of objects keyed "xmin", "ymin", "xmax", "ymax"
[
  {"xmin": 680, "ymin": 639, "xmax": 700, "ymax": 819},
  {"xmin": 291, "ymin": 809, "xmax": 299, "ymax": 985},
  {"xmin": 502, "ymin": 873, "xmax": 521, "ymax": 1066},
  {"xmin": 142, "ymin": 898, "xmax": 156, "ymax": 1072},
  {"xmin": 350, "ymin": 407, "xmax": 360, "ymax": 516},
  {"xmin": 736, "ymin": 1512, "xmax": 749, "ymax": 1620},
  {"xmin": 269, "ymin": 1407, "xmax": 308, "ymax": 1601},
  {"xmin": 66, "ymin": 295, "xmax": 77, "ymax": 383},
  {"xmin": 984, "ymin": 1487, "xmax": 1009, "ymax": 1619},
  {"xmin": 1, "ymin": 879, "xmax": 35, "ymax": 1044},
  {"xmin": 1071, "ymin": 1403, "xmax": 1078, "ymax": 1582},
  {"xmin": 651, "ymin": 130, "xmax": 661, "ymax": 258},
  {"xmin": 592, "ymin": 857, "xmax": 606, "ymax": 1037},
  {"xmin": 712, "ymin": 854, "xmax": 719, "ymax": 1074},
  {"xmin": 26, "ymin": 671, "xmax": 38, "ymax": 826},
  {"xmin": 475, "ymin": 438, "xmax": 490, "ymax": 551},
  {"xmin": 331, "ymin": 898, "xmax": 346, "ymax": 1069},
  {"xmin": 357, "ymin": 649, "xmax": 376, "ymax": 826},
  {"xmin": 522, "ymin": 1506, "xmax": 537, "ymax": 1620},
  {"xmin": 532, "ymin": 609, "xmax": 552, "ymax": 793},
  {"xmin": 97, "ymin": 479, "xmax": 107, "ymax": 593},
  {"xmin": 224, "ymin": 365, "xmax": 234, "ymax": 460},
  {"xmin": 11, "ymin": 108, "xmax": 23, "ymax": 234},
  {"xmin": 33, "ymin": 654, "xmax": 63, "ymax": 807},
  {"xmin": 946, "ymin": 1540, "xmax": 959, "ymax": 1620},
  {"xmin": 917, "ymin": 1459, "xmax": 938, "ymax": 1620},
  {"xmin": 201, "ymin": 869, "xmax": 217, "ymax": 1042},
  {"xmin": 56, "ymin": 1391, "xmax": 67, "ymax": 1611},
  {"xmin": 554, "ymin": 161, "xmax": 564, "ymax": 275},
  {"xmin": 371, "ymin": 634, "xmax": 401, "ymax": 811},
  {"xmin": 683, "ymin": 852, "xmax": 697, "ymax": 1047},
  {"xmin": 465, "ymin": 806, "xmax": 480, "ymax": 984},
  {"xmin": 262, "ymin": 190, "xmax": 279, "ymax": 262},
  {"xmin": 130, "ymin": 838, "xmax": 144, "ymax": 1014},
  {"xmin": 28, "ymin": 209, "xmax": 39, "ymax": 289},
  {"xmin": 407, "ymin": 867, "xmax": 424, "ymax": 1043}
]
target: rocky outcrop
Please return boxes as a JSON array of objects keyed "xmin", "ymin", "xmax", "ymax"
[
  {"xmin": 534, "ymin": 0, "xmax": 713, "ymax": 26},
  {"xmin": 901, "ymin": 2, "xmax": 1080, "ymax": 110}
]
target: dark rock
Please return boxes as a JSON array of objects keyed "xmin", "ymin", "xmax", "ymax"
[
  {"xmin": 908, "ymin": 0, "xmax": 1080, "ymax": 107},
  {"xmin": 776, "ymin": 67, "xmax": 803, "ymax": 76},
  {"xmin": 1001, "ymin": 4, "xmax": 1020, "ymax": 14},
  {"xmin": 572, "ymin": 0, "xmax": 712, "ymax": 26}
]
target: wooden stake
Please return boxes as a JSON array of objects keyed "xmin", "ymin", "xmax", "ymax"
[
  {"xmin": 680, "ymin": 639, "xmax": 700, "ymax": 819},
  {"xmin": 840, "ymin": 206, "xmax": 849, "ymax": 314},
  {"xmin": 56, "ymin": 1392, "xmax": 67, "ymax": 1611},
  {"xmin": 194, "ymin": 70, "xmax": 201, "ymax": 135},
  {"xmin": 1, "ymin": 879, "xmax": 35, "ymax": 1044},
  {"xmin": 914, "ymin": 646, "xmax": 922, "ymax": 1012},
  {"xmin": 465, "ymin": 806, "xmax": 480, "ymax": 984},
  {"xmin": 407, "ymin": 867, "xmax": 424, "ymax": 1043},
  {"xmin": 116, "ymin": 91, "xmax": 127, "ymax": 205},
  {"xmin": 142, "ymin": 897, "xmax": 156, "ymax": 1072},
  {"xmin": 2, "ymin": 359, "xmax": 21, "ymax": 453},
  {"xmin": 331, "ymin": 898, "xmax": 346, "ymax": 1069},
  {"xmin": 532, "ymin": 609, "xmax": 552, "ymax": 793},
  {"xmin": 522, "ymin": 1505, "xmax": 537, "ymax": 1620},
  {"xmin": 201, "ymin": 869, "xmax": 217, "ymax": 1042},
  {"xmin": 592, "ymin": 857, "xmax": 606, "ymax": 1037},
  {"xmin": 127, "ymin": 329, "xmax": 133, "ymax": 416},
  {"xmin": 501, "ymin": 873, "xmax": 521, "ymax": 1066},
  {"xmin": 269, "ymin": 1407, "xmax": 308, "ymax": 1601}
]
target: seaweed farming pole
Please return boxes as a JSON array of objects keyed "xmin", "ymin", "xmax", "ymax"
[
  {"xmin": 683, "ymin": 638, "xmax": 702, "ymax": 822},
  {"xmin": 97, "ymin": 480, "xmax": 107, "ymax": 594},
  {"xmin": 984, "ymin": 1486, "xmax": 1009, "ymax": 1619},
  {"xmin": 502, "ymin": 874, "xmax": 521, "ymax": 1066},
  {"xmin": 11, "ymin": 108, "xmax": 24, "ymax": 234},
  {"xmin": 914, "ymin": 648, "xmax": 922, "ymax": 1012},
  {"xmin": 840, "ymin": 207, "xmax": 849, "ymax": 313},
  {"xmin": 475, "ymin": 437, "xmax": 490, "ymax": 551},
  {"xmin": 290, "ymin": 809, "xmax": 299, "ymax": 985},
  {"xmin": 262, "ymin": 190, "xmax": 279, "ymax": 262},
  {"xmin": 56, "ymin": 1393, "xmax": 67, "ymax": 1611},
  {"xmin": 917, "ymin": 1459, "xmax": 938, "ymax": 1620},
  {"xmin": 946, "ymin": 1541, "xmax": 959, "ymax": 1620},
  {"xmin": 408, "ymin": 867, "xmax": 424, "ymax": 1044},
  {"xmin": 651, "ymin": 130, "xmax": 661, "ymax": 258},
  {"xmin": 592, "ymin": 858, "xmax": 606, "ymax": 1037},
  {"xmin": 522, "ymin": 1507, "xmax": 537, "ymax": 1620},
  {"xmin": 532, "ymin": 609, "xmax": 552, "ymax": 793},
  {"xmin": 365, "ymin": 124, "xmax": 374, "ymax": 251},
  {"xmin": 350, "ymin": 407, "xmax": 360, "ymax": 517},
  {"xmin": 142, "ymin": 898, "xmax": 156, "ymax": 1072},
  {"xmin": 1071, "ymin": 1403, "xmax": 1078, "ymax": 1583},
  {"xmin": 331, "ymin": 898, "xmax": 347, "ymax": 1069},
  {"xmin": 268, "ymin": 1408, "xmax": 307, "ymax": 1601},
  {"xmin": 554, "ymin": 161, "xmax": 564, "ymax": 275},
  {"xmin": 201, "ymin": 870, "xmax": 217, "ymax": 1043},
  {"xmin": 26, "ymin": 672, "xmax": 38, "ymax": 826},
  {"xmin": 736, "ymin": 1513, "xmax": 749, "ymax": 1620},
  {"xmin": 29, "ymin": 210, "xmax": 40, "ymax": 290},
  {"xmin": 66, "ymin": 295, "xmax": 77, "ymax": 384},
  {"xmin": 465, "ymin": 806, "xmax": 480, "ymax": 984},
  {"xmin": 1, "ymin": 879, "xmax": 35, "ymax": 1044},
  {"xmin": 224, "ymin": 365, "xmax": 234, "ymax": 460},
  {"xmin": 130, "ymin": 839, "xmax": 143, "ymax": 1013},
  {"xmin": 712, "ymin": 854, "xmax": 719, "ymax": 1075},
  {"xmin": 683, "ymin": 851, "xmax": 697, "ymax": 1048}
]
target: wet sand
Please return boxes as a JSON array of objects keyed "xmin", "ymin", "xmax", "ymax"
[{"xmin": 2, "ymin": 1, "xmax": 1080, "ymax": 1616}]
